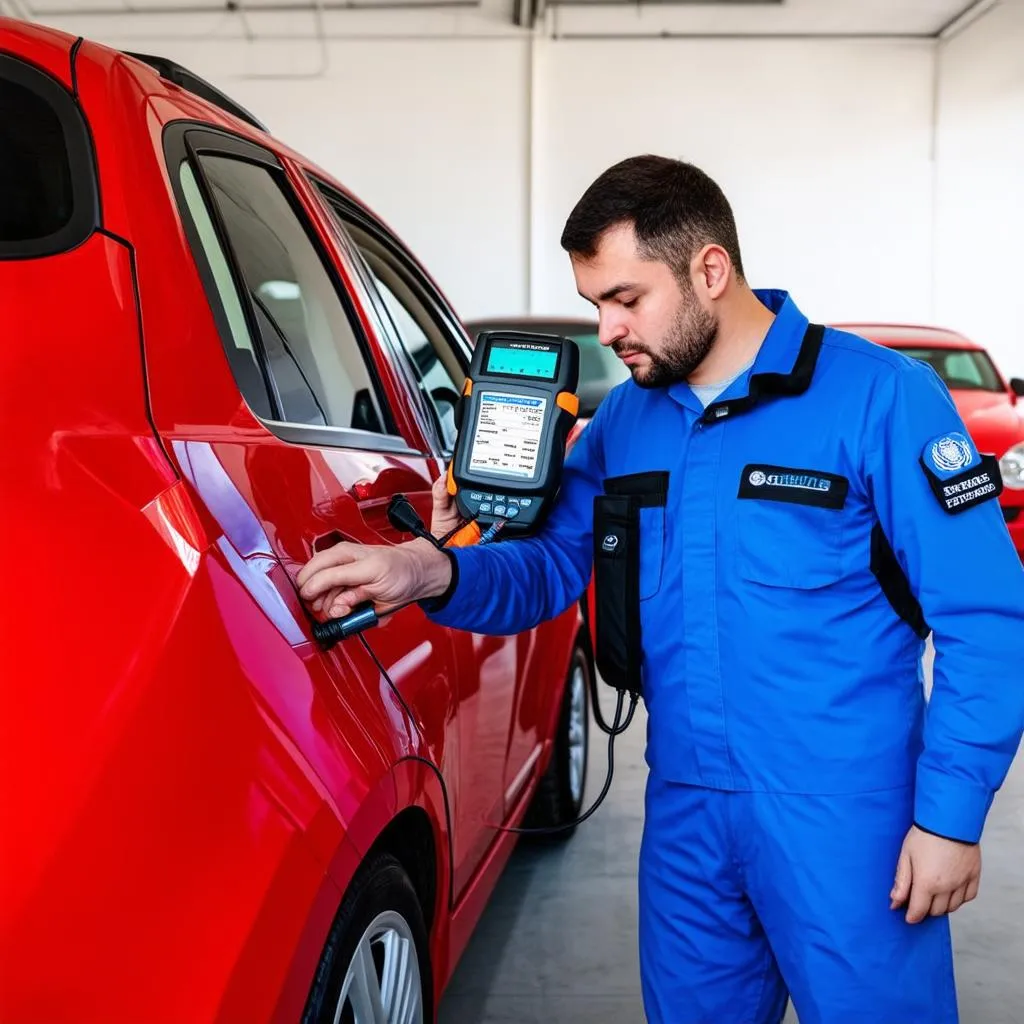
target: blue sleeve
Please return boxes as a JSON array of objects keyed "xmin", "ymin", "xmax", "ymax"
[
  {"xmin": 423, "ymin": 393, "xmax": 610, "ymax": 636},
  {"xmin": 864, "ymin": 359, "xmax": 1024, "ymax": 843}
]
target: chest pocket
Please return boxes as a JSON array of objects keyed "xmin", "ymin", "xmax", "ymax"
[
  {"xmin": 735, "ymin": 463, "xmax": 849, "ymax": 589},
  {"xmin": 604, "ymin": 471, "xmax": 669, "ymax": 599}
]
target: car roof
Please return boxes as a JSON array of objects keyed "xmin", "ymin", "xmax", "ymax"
[{"xmin": 834, "ymin": 322, "xmax": 982, "ymax": 350}]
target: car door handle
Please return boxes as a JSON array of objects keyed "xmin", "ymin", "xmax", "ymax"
[{"xmin": 312, "ymin": 530, "xmax": 347, "ymax": 553}]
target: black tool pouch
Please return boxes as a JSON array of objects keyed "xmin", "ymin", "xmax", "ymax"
[{"xmin": 592, "ymin": 472, "xmax": 668, "ymax": 697}]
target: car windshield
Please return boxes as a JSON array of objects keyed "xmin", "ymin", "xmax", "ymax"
[
  {"xmin": 897, "ymin": 346, "xmax": 1004, "ymax": 392},
  {"xmin": 468, "ymin": 322, "xmax": 630, "ymax": 415}
]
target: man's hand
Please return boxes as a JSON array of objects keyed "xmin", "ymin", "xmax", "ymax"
[
  {"xmin": 890, "ymin": 825, "xmax": 981, "ymax": 924},
  {"xmin": 296, "ymin": 537, "xmax": 452, "ymax": 621},
  {"xmin": 430, "ymin": 471, "xmax": 462, "ymax": 539}
]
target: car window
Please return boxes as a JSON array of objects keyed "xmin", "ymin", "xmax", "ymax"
[
  {"xmin": 900, "ymin": 347, "xmax": 1003, "ymax": 393},
  {"xmin": 0, "ymin": 54, "xmax": 97, "ymax": 258},
  {"xmin": 367, "ymin": 268, "xmax": 461, "ymax": 450},
  {"xmin": 179, "ymin": 163, "xmax": 275, "ymax": 419},
  {"xmin": 572, "ymin": 330, "xmax": 631, "ymax": 412},
  {"xmin": 318, "ymin": 200, "xmax": 467, "ymax": 453},
  {"xmin": 181, "ymin": 152, "xmax": 391, "ymax": 436}
]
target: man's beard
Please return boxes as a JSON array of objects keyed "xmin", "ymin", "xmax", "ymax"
[{"xmin": 614, "ymin": 299, "xmax": 718, "ymax": 389}]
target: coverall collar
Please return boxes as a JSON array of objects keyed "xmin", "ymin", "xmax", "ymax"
[{"xmin": 669, "ymin": 288, "xmax": 816, "ymax": 416}]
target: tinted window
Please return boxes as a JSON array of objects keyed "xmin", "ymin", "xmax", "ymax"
[
  {"xmin": 0, "ymin": 55, "xmax": 97, "ymax": 257},
  {"xmin": 324, "ymin": 203, "xmax": 466, "ymax": 452},
  {"xmin": 368, "ymin": 267, "xmax": 461, "ymax": 449},
  {"xmin": 899, "ymin": 347, "xmax": 1003, "ymax": 392},
  {"xmin": 179, "ymin": 162, "xmax": 275, "ymax": 419},
  {"xmin": 195, "ymin": 155, "xmax": 388, "ymax": 434}
]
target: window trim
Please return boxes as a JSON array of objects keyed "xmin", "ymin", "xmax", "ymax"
[
  {"xmin": 163, "ymin": 121, "xmax": 410, "ymax": 453},
  {"xmin": 0, "ymin": 52, "xmax": 99, "ymax": 260},
  {"xmin": 310, "ymin": 175, "xmax": 473, "ymax": 457}
]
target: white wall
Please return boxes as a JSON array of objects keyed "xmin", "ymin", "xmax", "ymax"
[
  {"xmin": 530, "ymin": 38, "xmax": 936, "ymax": 325},
  {"xmin": 933, "ymin": 0, "xmax": 1024, "ymax": 378},
  {"xmin": 24, "ymin": 6, "xmax": 1020, "ymax": 374}
]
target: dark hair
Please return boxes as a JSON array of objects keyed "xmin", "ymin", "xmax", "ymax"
[{"xmin": 560, "ymin": 155, "xmax": 745, "ymax": 282}]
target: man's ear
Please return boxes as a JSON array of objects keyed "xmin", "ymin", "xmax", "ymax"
[{"xmin": 691, "ymin": 244, "xmax": 732, "ymax": 300}]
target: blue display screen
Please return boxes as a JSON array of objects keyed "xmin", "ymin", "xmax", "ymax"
[{"xmin": 486, "ymin": 342, "xmax": 558, "ymax": 380}]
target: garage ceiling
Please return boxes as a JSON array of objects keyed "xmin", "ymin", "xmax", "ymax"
[{"xmin": 2, "ymin": 0, "xmax": 993, "ymax": 37}]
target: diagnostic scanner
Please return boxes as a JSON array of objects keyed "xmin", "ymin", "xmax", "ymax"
[{"xmin": 447, "ymin": 331, "xmax": 580, "ymax": 537}]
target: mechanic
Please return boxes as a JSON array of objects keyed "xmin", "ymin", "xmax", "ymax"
[{"xmin": 297, "ymin": 155, "xmax": 1024, "ymax": 1023}]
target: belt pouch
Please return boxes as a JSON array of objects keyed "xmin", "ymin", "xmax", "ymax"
[{"xmin": 592, "ymin": 493, "xmax": 643, "ymax": 696}]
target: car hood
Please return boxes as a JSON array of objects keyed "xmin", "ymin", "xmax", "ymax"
[{"xmin": 952, "ymin": 391, "xmax": 1024, "ymax": 456}]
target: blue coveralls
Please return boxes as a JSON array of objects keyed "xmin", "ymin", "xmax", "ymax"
[{"xmin": 427, "ymin": 290, "xmax": 1024, "ymax": 1023}]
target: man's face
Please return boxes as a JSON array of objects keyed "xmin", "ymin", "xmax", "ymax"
[{"xmin": 571, "ymin": 222, "xmax": 718, "ymax": 389}]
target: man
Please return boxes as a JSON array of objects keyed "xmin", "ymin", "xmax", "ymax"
[{"xmin": 297, "ymin": 156, "xmax": 1024, "ymax": 1022}]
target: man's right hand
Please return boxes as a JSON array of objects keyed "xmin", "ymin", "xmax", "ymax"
[
  {"xmin": 296, "ymin": 537, "xmax": 452, "ymax": 621},
  {"xmin": 430, "ymin": 471, "xmax": 462, "ymax": 540}
]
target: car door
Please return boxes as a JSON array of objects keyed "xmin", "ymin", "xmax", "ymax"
[
  {"xmin": 163, "ymin": 122, "xmax": 527, "ymax": 902},
  {"xmin": 309, "ymin": 184, "xmax": 535, "ymax": 893},
  {"xmin": 157, "ymin": 120, "xmax": 461, "ymax": 804},
  {"xmin": 311, "ymin": 188, "xmax": 561, "ymax": 835}
]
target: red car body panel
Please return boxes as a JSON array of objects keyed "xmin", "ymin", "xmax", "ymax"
[
  {"xmin": 1, "ymin": 20, "xmax": 582, "ymax": 1021},
  {"xmin": 837, "ymin": 323, "xmax": 1024, "ymax": 557}
]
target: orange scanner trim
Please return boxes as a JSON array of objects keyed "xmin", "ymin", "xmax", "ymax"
[
  {"xmin": 447, "ymin": 520, "xmax": 482, "ymax": 548},
  {"xmin": 446, "ymin": 462, "xmax": 457, "ymax": 497},
  {"xmin": 462, "ymin": 378, "xmax": 473, "ymax": 396},
  {"xmin": 557, "ymin": 392, "xmax": 580, "ymax": 417}
]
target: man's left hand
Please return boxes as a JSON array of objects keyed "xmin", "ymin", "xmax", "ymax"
[{"xmin": 890, "ymin": 825, "xmax": 981, "ymax": 924}]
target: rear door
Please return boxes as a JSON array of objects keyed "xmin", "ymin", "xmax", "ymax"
[
  {"xmin": 309, "ymin": 184, "xmax": 533, "ymax": 892},
  {"xmin": 311, "ymin": 188, "xmax": 562, "ymax": 834}
]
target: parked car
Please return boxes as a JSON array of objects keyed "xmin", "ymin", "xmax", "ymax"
[
  {"xmin": 0, "ymin": 21, "xmax": 593, "ymax": 1023},
  {"xmin": 839, "ymin": 323, "xmax": 1024, "ymax": 559}
]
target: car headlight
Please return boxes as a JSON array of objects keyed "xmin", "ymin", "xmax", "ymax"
[{"xmin": 999, "ymin": 442, "xmax": 1024, "ymax": 490}]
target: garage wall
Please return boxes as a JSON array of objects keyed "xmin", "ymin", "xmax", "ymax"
[
  {"xmin": 530, "ymin": 38, "xmax": 936, "ymax": 325},
  {"xmin": 933, "ymin": 0, "xmax": 1024, "ymax": 377},
  {"xmin": 20, "ymin": 12, "xmax": 942, "ymax": 334}
]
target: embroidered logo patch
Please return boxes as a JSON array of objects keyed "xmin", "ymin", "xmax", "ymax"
[
  {"xmin": 738, "ymin": 464, "xmax": 849, "ymax": 509},
  {"xmin": 924, "ymin": 431, "xmax": 979, "ymax": 480},
  {"xmin": 601, "ymin": 533, "xmax": 620, "ymax": 553},
  {"xmin": 920, "ymin": 449, "xmax": 1003, "ymax": 515}
]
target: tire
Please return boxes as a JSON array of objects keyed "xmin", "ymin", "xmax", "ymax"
[
  {"xmin": 303, "ymin": 852, "xmax": 434, "ymax": 1024},
  {"xmin": 523, "ymin": 636, "xmax": 592, "ymax": 840}
]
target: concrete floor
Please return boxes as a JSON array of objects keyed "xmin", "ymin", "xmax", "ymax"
[{"xmin": 438, "ymin": 665, "xmax": 1024, "ymax": 1024}]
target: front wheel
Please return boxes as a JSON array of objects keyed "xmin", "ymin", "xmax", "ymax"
[
  {"xmin": 303, "ymin": 852, "xmax": 433, "ymax": 1024},
  {"xmin": 523, "ymin": 637, "xmax": 592, "ymax": 839}
]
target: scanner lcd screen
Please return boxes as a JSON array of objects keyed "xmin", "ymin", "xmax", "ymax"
[
  {"xmin": 469, "ymin": 392, "xmax": 546, "ymax": 479},
  {"xmin": 485, "ymin": 342, "xmax": 558, "ymax": 380}
]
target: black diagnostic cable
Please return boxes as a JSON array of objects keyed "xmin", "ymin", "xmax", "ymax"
[
  {"xmin": 487, "ymin": 687, "xmax": 639, "ymax": 838},
  {"xmin": 307, "ymin": 492, "xmax": 639, "ymax": 838}
]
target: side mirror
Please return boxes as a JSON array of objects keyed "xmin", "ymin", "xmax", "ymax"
[{"xmin": 1010, "ymin": 377, "xmax": 1024, "ymax": 398}]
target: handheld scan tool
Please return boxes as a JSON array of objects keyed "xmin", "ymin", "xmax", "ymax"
[{"xmin": 446, "ymin": 331, "xmax": 580, "ymax": 538}]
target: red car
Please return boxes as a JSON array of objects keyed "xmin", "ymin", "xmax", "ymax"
[
  {"xmin": 1, "ymin": 21, "xmax": 592, "ymax": 1023},
  {"xmin": 839, "ymin": 324, "xmax": 1024, "ymax": 559}
]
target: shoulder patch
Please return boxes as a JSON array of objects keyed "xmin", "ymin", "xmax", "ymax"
[
  {"xmin": 923, "ymin": 431, "xmax": 979, "ymax": 479},
  {"xmin": 920, "ymin": 432, "xmax": 1002, "ymax": 514}
]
